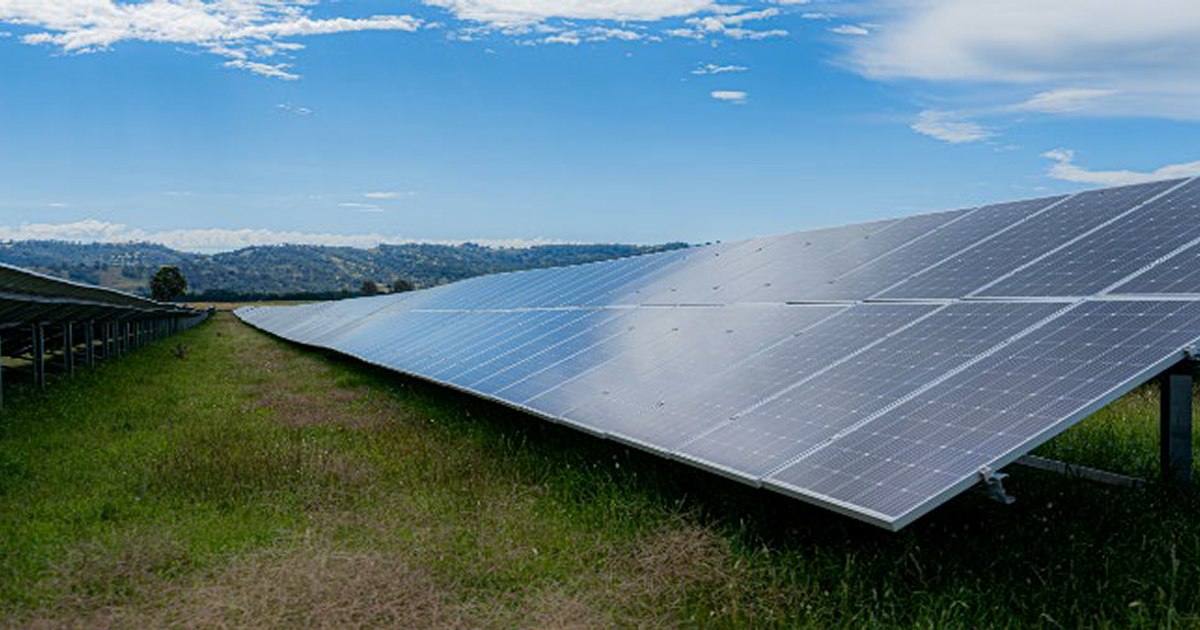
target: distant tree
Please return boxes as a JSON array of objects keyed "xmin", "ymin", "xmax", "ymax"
[
  {"xmin": 391, "ymin": 278, "xmax": 416, "ymax": 293},
  {"xmin": 360, "ymin": 280, "xmax": 380, "ymax": 296},
  {"xmin": 150, "ymin": 265, "xmax": 188, "ymax": 301}
]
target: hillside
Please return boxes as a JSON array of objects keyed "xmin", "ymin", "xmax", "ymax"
[{"xmin": 0, "ymin": 240, "xmax": 689, "ymax": 298}]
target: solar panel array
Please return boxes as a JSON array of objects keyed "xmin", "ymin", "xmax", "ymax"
[{"xmin": 237, "ymin": 177, "xmax": 1200, "ymax": 530}]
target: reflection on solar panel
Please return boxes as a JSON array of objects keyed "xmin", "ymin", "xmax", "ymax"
[{"xmin": 237, "ymin": 177, "xmax": 1200, "ymax": 530}]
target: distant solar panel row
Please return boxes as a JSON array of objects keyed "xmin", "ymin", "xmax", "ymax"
[{"xmin": 238, "ymin": 177, "xmax": 1200, "ymax": 530}]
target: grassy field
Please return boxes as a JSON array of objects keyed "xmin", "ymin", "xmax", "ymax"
[{"xmin": 2, "ymin": 313, "xmax": 1200, "ymax": 628}]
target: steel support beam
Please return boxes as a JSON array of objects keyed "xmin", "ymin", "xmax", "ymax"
[{"xmin": 1160, "ymin": 361, "xmax": 1194, "ymax": 485}]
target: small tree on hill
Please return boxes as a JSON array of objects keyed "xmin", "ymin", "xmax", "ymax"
[
  {"xmin": 391, "ymin": 278, "xmax": 416, "ymax": 293},
  {"xmin": 150, "ymin": 266, "xmax": 188, "ymax": 302},
  {"xmin": 360, "ymin": 280, "xmax": 380, "ymax": 296}
]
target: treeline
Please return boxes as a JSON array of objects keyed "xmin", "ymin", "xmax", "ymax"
[{"xmin": 0, "ymin": 240, "xmax": 689, "ymax": 297}]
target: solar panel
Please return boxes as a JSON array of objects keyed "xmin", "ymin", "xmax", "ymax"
[
  {"xmin": 237, "ymin": 176, "xmax": 1200, "ymax": 531},
  {"xmin": 813, "ymin": 196, "xmax": 1067, "ymax": 300},
  {"xmin": 526, "ymin": 304, "xmax": 850, "ymax": 447},
  {"xmin": 879, "ymin": 179, "xmax": 1183, "ymax": 299},
  {"xmin": 675, "ymin": 302, "xmax": 1066, "ymax": 479},
  {"xmin": 978, "ymin": 178, "xmax": 1200, "ymax": 297},
  {"xmin": 1114, "ymin": 241, "xmax": 1200, "ymax": 296},
  {"xmin": 766, "ymin": 299, "xmax": 1200, "ymax": 529}
]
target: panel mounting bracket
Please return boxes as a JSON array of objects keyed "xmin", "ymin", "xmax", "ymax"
[{"xmin": 978, "ymin": 466, "xmax": 1015, "ymax": 505}]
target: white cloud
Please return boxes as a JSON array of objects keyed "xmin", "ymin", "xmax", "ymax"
[
  {"xmin": 423, "ymin": 0, "xmax": 719, "ymax": 27},
  {"xmin": 540, "ymin": 25, "xmax": 645, "ymax": 45},
  {"xmin": 829, "ymin": 24, "xmax": 869, "ymax": 36},
  {"xmin": 338, "ymin": 203, "xmax": 383, "ymax": 213},
  {"xmin": 844, "ymin": 0, "xmax": 1200, "ymax": 118},
  {"xmin": 0, "ymin": 219, "xmax": 564, "ymax": 253},
  {"xmin": 363, "ymin": 191, "xmax": 411, "ymax": 199},
  {"xmin": 1, "ymin": 1, "xmax": 791, "ymax": 70},
  {"xmin": 911, "ymin": 110, "xmax": 992, "ymax": 143},
  {"xmin": 711, "ymin": 90, "xmax": 748, "ymax": 104},
  {"xmin": 225, "ymin": 59, "xmax": 298, "ymax": 80},
  {"xmin": 1042, "ymin": 149, "xmax": 1200, "ymax": 186},
  {"xmin": 276, "ymin": 102, "xmax": 312, "ymax": 116},
  {"xmin": 1012, "ymin": 88, "xmax": 1120, "ymax": 114},
  {"xmin": 668, "ymin": 8, "xmax": 788, "ymax": 40},
  {"xmin": 691, "ymin": 63, "xmax": 747, "ymax": 75},
  {"xmin": 0, "ymin": 1, "xmax": 423, "ymax": 80}
]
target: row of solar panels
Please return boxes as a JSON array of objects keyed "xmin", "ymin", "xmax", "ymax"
[
  {"xmin": 292, "ymin": 176, "xmax": 1193, "ymax": 312},
  {"xmin": 0, "ymin": 262, "xmax": 201, "ymax": 326},
  {"xmin": 237, "ymin": 177, "xmax": 1200, "ymax": 530}
]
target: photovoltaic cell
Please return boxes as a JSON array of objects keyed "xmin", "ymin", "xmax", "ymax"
[
  {"xmin": 879, "ymin": 179, "xmax": 1183, "ymax": 299},
  {"xmin": 767, "ymin": 299, "xmax": 1200, "ymax": 528}
]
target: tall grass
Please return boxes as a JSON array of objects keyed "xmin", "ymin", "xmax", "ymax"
[{"xmin": 1, "ymin": 313, "xmax": 1199, "ymax": 628}]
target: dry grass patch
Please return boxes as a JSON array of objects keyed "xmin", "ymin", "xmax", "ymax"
[{"xmin": 23, "ymin": 545, "xmax": 455, "ymax": 630}]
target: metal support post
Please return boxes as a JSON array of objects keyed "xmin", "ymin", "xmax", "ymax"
[
  {"xmin": 32, "ymin": 324, "xmax": 45, "ymax": 389},
  {"xmin": 1160, "ymin": 360, "xmax": 1195, "ymax": 485},
  {"xmin": 85, "ymin": 322, "xmax": 95, "ymax": 368},
  {"xmin": 64, "ymin": 323, "xmax": 75, "ymax": 376}
]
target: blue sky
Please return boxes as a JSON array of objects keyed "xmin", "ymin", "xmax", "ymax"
[{"xmin": 1, "ymin": 0, "xmax": 1198, "ymax": 252}]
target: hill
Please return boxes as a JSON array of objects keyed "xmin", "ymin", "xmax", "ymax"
[{"xmin": 0, "ymin": 240, "xmax": 689, "ymax": 299}]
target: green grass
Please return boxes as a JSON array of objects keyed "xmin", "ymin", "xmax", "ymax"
[{"xmin": 3, "ymin": 313, "xmax": 1200, "ymax": 628}]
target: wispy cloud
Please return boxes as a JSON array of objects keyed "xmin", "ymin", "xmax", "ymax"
[
  {"xmin": 1042, "ymin": 149, "xmax": 1200, "ymax": 185},
  {"xmin": 843, "ymin": 0, "xmax": 1200, "ymax": 119},
  {"xmin": 0, "ymin": 1, "xmax": 423, "ymax": 80},
  {"xmin": 0, "ymin": 1, "xmax": 796, "ymax": 73},
  {"xmin": 910, "ymin": 110, "xmax": 992, "ymax": 143},
  {"xmin": 276, "ymin": 102, "xmax": 312, "ymax": 116},
  {"xmin": 667, "ymin": 8, "xmax": 788, "ymax": 40},
  {"xmin": 1012, "ymin": 88, "xmax": 1120, "ymax": 114},
  {"xmin": 829, "ymin": 24, "xmax": 869, "ymax": 36},
  {"xmin": 338, "ymin": 203, "xmax": 384, "ymax": 213},
  {"xmin": 0, "ymin": 219, "xmax": 566, "ymax": 253},
  {"xmin": 363, "ymin": 191, "xmax": 412, "ymax": 199},
  {"xmin": 711, "ymin": 90, "xmax": 748, "ymax": 104},
  {"xmin": 691, "ymin": 63, "xmax": 748, "ymax": 75},
  {"xmin": 425, "ymin": 0, "xmax": 718, "ymax": 26}
]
